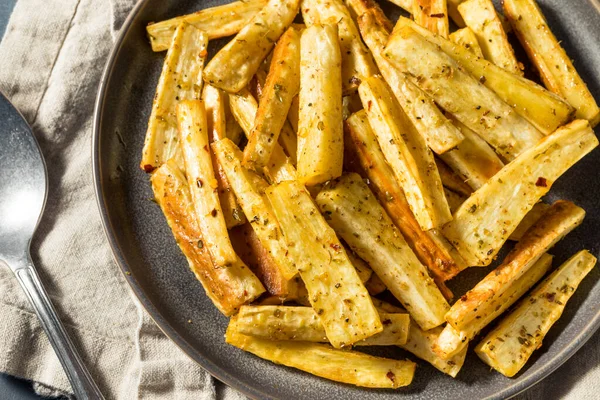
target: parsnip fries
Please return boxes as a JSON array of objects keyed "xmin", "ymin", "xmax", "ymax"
[
  {"xmin": 344, "ymin": 110, "xmax": 464, "ymax": 286},
  {"xmin": 316, "ymin": 174, "xmax": 450, "ymax": 330},
  {"xmin": 266, "ymin": 181, "xmax": 382, "ymax": 348},
  {"xmin": 297, "ymin": 25, "xmax": 344, "ymax": 186},
  {"xmin": 504, "ymin": 0, "xmax": 600, "ymax": 126},
  {"xmin": 357, "ymin": 11, "xmax": 464, "ymax": 155},
  {"xmin": 151, "ymin": 161, "xmax": 264, "ymax": 315},
  {"xmin": 243, "ymin": 27, "xmax": 300, "ymax": 171},
  {"xmin": 359, "ymin": 76, "xmax": 452, "ymax": 230},
  {"xmin": 413, "ymin": 0, "xmax": 450, "ymax": 38},
  {"xmin": 146, "ymin": 0, "xmax": 268, "ymax": 52},
  {"xmin": 226, "ymin": 322, "xmax": 416, "ymax": 388},
  {"xmin": 176, "ymin": 100, "xmax": 238, "ymax": 267},
  {"xmin": 442, "ymin": 120, "xmax": 598, "ymax": 266},
  {"xmin": 385, "ymin": 26, "xmax": 542, "ymax": 161},
  {"xmin": 212, "ymin": 139, "xmax": 298, "ymax": 284},
  {"xmin": 458, "ymin": 0, "xmax": 521, "ymax": 75},
  {"xmin": 141, "ymin": 23, "xmax": 207, "ymax": 171},
  {"xmin": 203, "ymin": 0, "xmax": 299, "ymax": 93},
  {"xmin": 449, "ymin": 27, "xmax": 483, "ymax": 58},
  {"xmin": 394, "ymin": 18, "xmax": 574, "ymax": 135},
  {"xmin": 301, "ymin": 0, "xmax": 377, "ymax": 94},
  {"xmin": 235, "ymin": 305, "xmax": 410, "ymax": 345},
  {"xmin": 476, "ymin": 250, "xmax": 597, "ymax": 377}
]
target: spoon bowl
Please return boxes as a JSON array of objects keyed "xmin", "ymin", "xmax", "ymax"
[{"xmin": 0, "ymin": 91, "xmax": 103, "ymax": 399}]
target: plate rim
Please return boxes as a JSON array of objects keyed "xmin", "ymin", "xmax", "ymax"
[{"xmin": 91, "ymin": 1, "xmax": 600, "ymax": 399}]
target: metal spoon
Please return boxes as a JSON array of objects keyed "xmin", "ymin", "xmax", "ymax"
[{"xmin": 0, "ymin": 91, "xmax": 103, "ymax": 399}]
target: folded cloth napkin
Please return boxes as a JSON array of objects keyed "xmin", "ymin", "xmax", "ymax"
[{"xmin": 0, "ymin": 0, "xmax": 598, "ymax": 399}]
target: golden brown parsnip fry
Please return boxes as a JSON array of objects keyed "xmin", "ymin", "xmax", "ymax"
[
  {"xmin": 141, "ymin": 23, "xmax": 207, "ymax": 171},
  {"xmin": 224, "ymin": 96, "xmax": 245, "ymax": 145},
  {"xmin": 316, "ymin": 174, "xmax": 450, "ymax": 330},
  {"xmin": 203, "ymin": 0, "xmax": 299, "ymax": 93},
  {"xmin": 344, "ymin": 0, "xmax": 394, "ymax": 33},
  {"xmin": 447, "ymin": 201, "xmax": 585, "ymax": 333},
  {"xmin": 401, "ymin": 324, "xmax": 467, "ymax": 377},
  {"xmin": 504, "ymin": 0, "xmax": 600, "ymax": 126},
  {"xmin": 384, "ymin": 0, "xmax": 412, "ymax": 13},
  {"xmin": 357, "ymin": 12, "xmax": 464, "ymax": 155},
  {"xmin": 458, "ymin": 0, "xmax": 522, "ymax": 75},
  {"xmin": 509, "ymin": 202, "xmax": 551, "ymax": 241},
  {"xmin": 235, "ymin": 306, "xmax": 409, "ymax": 345},
  {"xmin": 230, "ymin": 224, "xmax": 295, "ymax": 297},
  {"xmin": 151, "ymin": 161, "xmax": 264, "ymax": 315},
  {"xmin": 146, "ymin": 0, "xmax": 268, "ymax": 52},
  {"xmin": 434, "ymin": 253, "xmax": 553, "ymax": 360},
  {"xmin": 371, "ymin": 298, "xmax": 405, "ymax": 314},
  {"xmin": 287, "ymin": 95, "xmax": 299, "ymax": 133},
  {"xmin": 446, "ymin": 0, "xmax": 465, "ymax": 26},
  {"xmin": 342, "ymin": 94, "xmax": 364, "ymax": 121},
  {"xmin": 359, "ymin": 76, "xmax": 452, "ymax": 230},
  {"xmin": 476, "ymin": 250, "xmax": 597, "ymax": 377},
  {"xmin": 413, "ymin": 0, "xmax": 450, "ymax": 38},
  {"xmin": 202, "ymin": 84, "xmax": 246, "ymax": 229},
  {"xmin": 266, "ymin": 181, "xmax": 382, "ymax": 347},
  {"xmin": 244, "ymin": 27, "xmax": 301, "ymax": 170},
  {"xmin": 439, "ymin": 117, "xmax": 504, "ymax": 190},
  {"xmin": 385, "ymin": 26, "xmax": 543, "ymax": 161},
  {"xmin": 394, "ymin": 17, "xmax": 575, "ymax": 135},
  {"xmin": 435, "ymin": 158, "xmax": 473, "ymax": 197},
  {"xmin": 441, "ymin": 121, "xmax": 597, "ymax": 266},
  {"xmin": 297, "ymin": 24, "xmax": 344, "ymax": 186},
  {"xmin": 301, "ymin": 0, "xmax": 378, "ymax": 93},
  {"xmin": 228, "ymin": 89, "xmax": 297, "ymax": 182},
  {"xmin": 177, "ymin": 100, "xmax": 237, "ymax": 267},
  {"xmin": 449, "ymin": 27, "xmax": 483, "ymax": 58},
  {"xmin": 344, "ymin": 110, "xmax": 465, "ymax": 284},
  {"xmin": 226, "ymin": 321, "xmax": 416, "ymax": 388},
  {"xmin": 212, "ymin": 139, "xmax": 298, "ymax": 283},
  {"xmin": 443, "ymin": 189, "xmax": 466, "ymax": 213}
]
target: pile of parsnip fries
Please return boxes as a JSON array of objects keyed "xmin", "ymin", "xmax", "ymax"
[{"xmin": 142, "ymin": 0, "xmax": 599, "ymax": 388}]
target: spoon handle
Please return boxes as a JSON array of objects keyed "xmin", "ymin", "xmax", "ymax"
[{"xmin": 15, "ymin": 261, "xmax": 104, "ymax": 400}]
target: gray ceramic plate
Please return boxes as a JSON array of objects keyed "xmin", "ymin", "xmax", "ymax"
[{"xmin": 93, "ymin": 1, "xmax": 600, "ymax": 399}]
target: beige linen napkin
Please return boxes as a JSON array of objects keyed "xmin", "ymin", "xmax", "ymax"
[{"xmin": 0, "ymin": 0, "xmax": 598, "ymax": 399}]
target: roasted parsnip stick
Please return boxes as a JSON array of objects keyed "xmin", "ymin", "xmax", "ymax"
[
  {"xmin": 458, "ymin": 0, "xmax": 522, "ymax": 75},
  {"xmin": 449, "ymin": 27, "xmax": 483, "ymax": 58},
  {"xmin": 384, "ymin": 0, "xmax": 412, "ymax": 13},
  {"xmin": 446, "ymin": 0, "xmax": 465, "ymax": 26},
  {"xmin": 435, "ymin": 158, "xmax": 473, "ymax": 197},
  {"xmin": 228, "ymin": 89, "xmax": 297, "ymax": 182},
  {"xmin": 141, "ymin": 23, "xmax": 207, "ymax": 171},
  {"xmin": 394, "ymin": 17, "xmax": 575, "ymax": 135},
  {"xmin": 230, "ymin": 223, "xmax": 297, "ymax": 297},
  {"xmin": 316, "ymin": 174, "xmax": 450, "ymax": 330},
  {"xmin": 413, "ymin": 0, "xmax": 450, "ymax": 38},
  {"xmin": 266, "ymin": 181, "xmax": 382, "ymax": 347},
  {"xmin": 146, "ymin": 0, "xmax": 268, "ymax": 52},
  {"xmin": 504, "ymin": 0, "xmax": 600, "ymax": 126},
  {"xmin": 346, "ymin": 248, "xmax": 374, "ymax": 284},
  {"xmin": 400, "ymin": 324, "xmax": 467, "ymax": 377},
  {"xmin": 203, "ymin": 0, "xmax": 299, "ymax": 93},
  {"xmin": 151, "ymin": 161, "xmax": 264, "ymax": 315},
  {"xmin": 439, "ymin": 117, "xmax": 504, "ymax": 190},
  {"xmin": 344, "ymin": 110, "xmax": 465, "ymax": 285},
  {"xmin": 344, "ymin": 0, "xmax": 394, "ymax": 33},
  {"xmin": 297, "ymin": 24, "xmax": 344, "ymax": 186},
  {"xmin": 226, "ymin": 322, "xmax": 416, "ymax": 388},
  {"xmin": 444, "ymin": 189, "xmax": 466, "ymax": 213},
  {"xmin": 441, "ymin": 121, "xmax": 597, "ymax": 266},
  {"xmin": 357, "ymin": 12, "xmax": 464, "ymax": 155},
  {"xmin": 359, "ymin": 76, "xmax": 452, "ymax": 230},
  {"xmin": 365, "ymin": 273, "xmax": 387, "ymax": 296},
  {"xmin": 202, "ymin": 84, "xmax": 246, "ymax": 229},
  {"xmin": 385, "ymin": 26, "xmax": 543, "ymax": 161},
  {"xmin": 434, "ymin": 253, "xmax": 553, "ymax": 359},
  {"xmin": 287, "ymin": 95, "xmax": 299, "ymax": 133},
  {"xmin": 235, "ymin": 306, "xmax": 410, "ymax": 345},
  {"xmin": 447, "ymin": 201, "xmax": 585, "ymax": 332},
  {"xmin": 212, "ymin": 139, "xmax": 298, "ymax": 281},
  {"xmin": 244, "ymin": 27, "xmax": 301, "ymax": 170},
  {"xmin": 476, "ymin": 250, "xmax": 597, "ymax": 377},
  {"xmin": 301, "ymin": 0, "xmax": 378, "ymax": 93},
  {"xmin": 177, "ymin": 100, "xmax": 238, "ymax": 267},
  {"xmin": 509, "ymin": 203, "xmax": 551, "ymax": 241}
]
